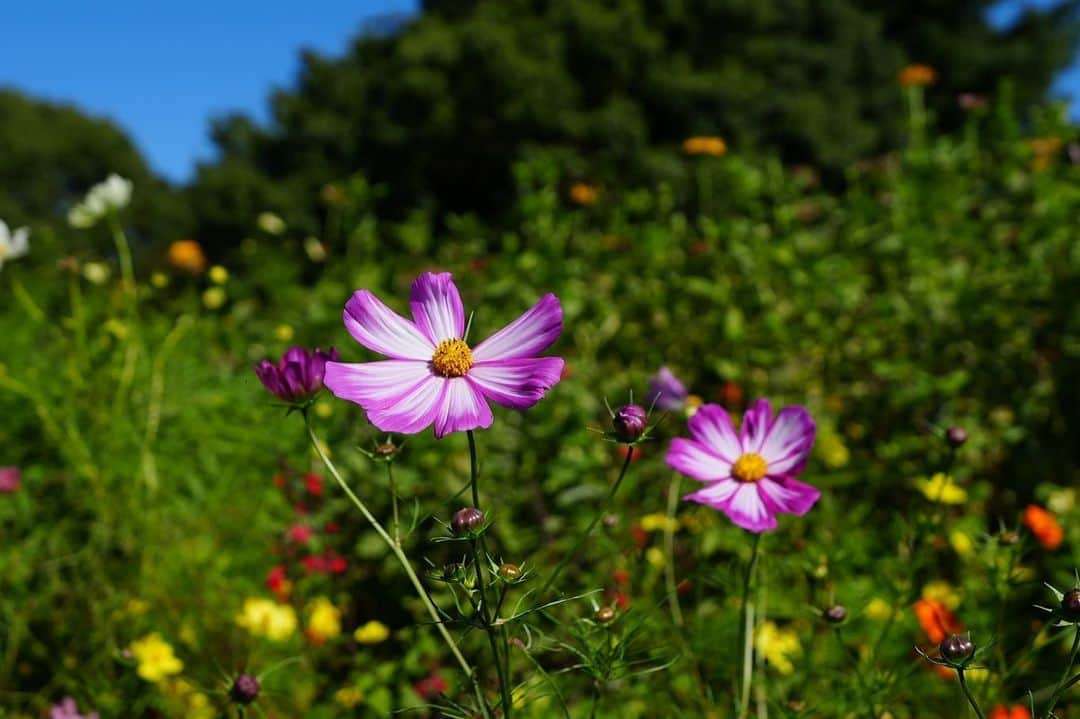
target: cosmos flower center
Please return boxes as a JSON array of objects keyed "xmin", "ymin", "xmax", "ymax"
[
  {"xmin": 732, "ymin": 453, "xmax": 768, "ymax": 482},
  {"xmin": 432, "ymin": 338, "xmax": 473, "ymax": 377}
]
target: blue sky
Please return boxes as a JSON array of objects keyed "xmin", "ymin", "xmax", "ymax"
[{"xmin": 0, "ymin": 1, "xmax": 1075, "ymax": 183}]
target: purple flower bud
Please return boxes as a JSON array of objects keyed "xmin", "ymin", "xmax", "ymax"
[
  {"xmin": 1062, "ymin": 589, "xmax": 1080, "ymax": 618},
  {"xmin": 255, "ymin": 347, "xmax": 339, "ymax": 403},
  {"xmin": 939, "ymin": 634, "xmax": 974, "ymax": 663},
  {"xmin": 825, "ymin": 605, "xmax": 847, "ymax": 623},
  {"xmin": 0, "ymin": 466, "xmax": 21, "ymax": 494},
  {"xmin": 945, "ymin": 427, "xmax": 968, "ymax": 448},
  {"xmin": 230, "ymin": 674, "xmax": 261, "ymax": 704},
  {"xmin": 451, "ymin": 507, "xmax": 485, "ymax": 535},
  {"xmin": 613, "ymin": 404, "xmax": 648, "ymax": 442},
  {"xmin": 645, "ymin": 366, "xmax": 688, "ymax": 412}
]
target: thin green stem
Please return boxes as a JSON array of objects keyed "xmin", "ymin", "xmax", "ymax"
[
  {"xmin": 833, "ymin": 628, "xmax": 878, "ymax": 719},
  {"xmin": 1044, "ymin": 625, "xmax": 1080, "ymax": 717},
  {"xmin": 664, "ymin": 473, "xmax": 684, "ymax": 627},
  {"xmin": 305, "ymin": 414, "xmax": 488, "ymax": 717},
  {"xmin": 386, "ymin": 462, "xmax": 400, "ymax": 544},
  {"xmin": 737, "ymin": 533, "xmax": 762, "ymax": 719},
  {"xmin": 539, "ymin": 446, "xmax": 635, "ymax": 597},
  {"xmin": 957, "ymin": 668, "xmax": 985, "ymax": 719},
  {"xmin": 465, "ymin": 430, "xmax": 513, "ymax": 718},
  {"xmin": 109, "ymin": 214, "xmax": 136, "ymax": 301}
]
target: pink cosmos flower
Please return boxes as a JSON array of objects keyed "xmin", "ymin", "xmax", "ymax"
[
  {"xmin": 0, "ymin": 467, "xmax": 20, "ymax": 494},
  {"xmin": 324, "ymin": 272, "xmax": 564, "ymax": 438},
  {"xmin": 666, "ymin": 399, "xmax": 818, "ymax": 533}
]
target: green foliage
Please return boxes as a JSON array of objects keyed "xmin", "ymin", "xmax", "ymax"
[{"xmin": 2, "ymin": 100, "xmax": 1080, "ymax": 716}]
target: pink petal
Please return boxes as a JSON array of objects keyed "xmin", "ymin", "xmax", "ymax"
[
  {"xmin": 683, "ymin": 477, "xmax": 740, "ymax": 507},
  {"xmin": 719, "ymin": 483, "xmax": 777, "ymax": 533},
  {"xmin": 324, "ymin": 360, "xmax": 432, "ymax": 411},
  {"xmin": 467, "ymin": 357, "xmax": 564, "ymax": 410},
  {"xmin": 739, "ymin": 398, "xmax": 773, "ymax": 453},
  {"xmin": 365, "ymin": 375, "xmax": 447, "ymax": 435},
  {"xmin": 666, "ymin": 438, "xmax": 732, "ymax": 481},
  {"xmin": 759, "ymin": 406, "xmax": 815, "ymax": 475},
  {"xmin": 687, "ymin": 404, "xmax": 743, "ymax": 461},
  {"xmin": 471, "ymin": 293, "xmax": 562, "ymax": 362},
  {"xmin": 758, "ymin": 477, "xmax": 821, "ymax": 517},
  {"xmin": 410, "ymin": 272, "xmax": 466, "ymax": 345},
  {"xmin": 344, "ymin": 289, "xmax": 433, "ymax": 360},
  {"xmin": 433, "ymin": 378, "xmax": 494, "ymax": 438}
]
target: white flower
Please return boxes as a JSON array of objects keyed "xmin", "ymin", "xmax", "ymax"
[
  {"xmin": 0, "ymin": 220, "xmax": 30, "ymax": 270},
  {"xmin": 68, "ymin": 173, "xmax": 133, "ymax": 228}
]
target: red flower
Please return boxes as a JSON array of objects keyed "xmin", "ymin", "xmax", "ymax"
[
  {"xmin": 989, "ymin": 706, "xmax": 1032, "ymax": 719},
  {"xmin": 327, "ymin": 553, "xmax": 348, "ymax": 574},
  {"xmin": 631, "ymin": 523, "xmax": 648, "ymax": 549},
  {"xmin": 287, "ymin": 524, "xmax": 314, "ymax": 545},
  {"xmin": 266, "ymin": 565, "xmax": 291, "ymax": 600},
  {"xmin": 302, "ymin": 555, "xmax": 329, "ymax": 574},
  {"xmin": 914, "ymin": 598, "xmax": 964, "ymax": 644},
  {"xmin": 325, "ymin": 522, "xmax": 339, "ymax": 534},
  {"xmin": 613, "ymin": 592, "xmax": 631, "ymax": 610},
  {"xmin": 414, "ymin": 674, "xmax": 448, "ymax": 700},
  {"xmin": 304, "ymin": 473, "xmax": 324, "ymax": 496},
  {"xmin": 719, "ymin": 381, "xmax": 744, "ymax": 409},
  {"xmin": 612, "ymin": 568, "xmax": 630, "ymax": 586},
  {"xmin": 272, "ymin": 474, "xmax": 285, "ymax": 488},
  {"xmin": 1023, "ymin": 504, "xmax": 1064, "ymax": 550}
]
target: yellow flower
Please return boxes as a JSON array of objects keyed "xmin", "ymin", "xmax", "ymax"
[
  {"xmin": 754, "ymin": 621, "xmax": 800, "ymax": 675},
  {"xmin": 202, "ymin": 287, "xmax": 227, "ymax": 310},
  {"xmin": 682, "ymin": 136, "xmax": 727, "ymax": 157},
  {"xmin": 354, "ymin": 620, "xmax": 390, "ymax": 645},
  {"xmin": 1047, "ymin": 488, "xmax": 1076, "ymax": 515},
  {"xmin": 922, "ymin": 580, "xmax": 961, "ymax": 610},
  {"xmin": 639, "ymin": 513, "xmax": 680, "ymax": 533},
  {"xmin": 82, "ymin": 262, "xmax": 111, "ymax": 285},
  {"xmin": 208, "ymin": 265, "xmax": 229, "ymax": 284},
  {"xmin": 274, "ymin": 324, "xmax": 295, "ymax": 342},
  {"xmin": 964, "ymin": 667, "xmax": 990, "ymax": 683},
  {"xmin": 950, "ymin": 530, "xmax": 974, "ymax": 556},
  {"xmin": 335, "ymin": 687, "xmax": 364, "ymax": 708},
  {"xmin": 314, "ymin": 400, "xmax": 334, "ymax": 419},
  {"xmin": 306, "ymin": 596, "xmax": 342, "ymax": 643},
  {"xmin": 150, "ymin": 272, "xmax": 170, "ymax": 288},
  {"xmin": 257, "ymin": 212, "xmax": 286, "ymax": 235},
  {"xmin": 129, "ymin": 633, "xmax": 184, "ymax": 683},
  {"xmin": 236, "ymin": 597, "xmax": 298, "ymax": 641},
  {"xmin": 818, "ymin": 432, "xmax": 850, "ymax": 468},
  {"xmin": 164, "ymin": 679, "xmax": 214, "ymax": 719},
  {"xmin": 915, "ymin": 473, "xmax": 967, "ymax": 504},
  {"xmin": 684, "ymin": 394, "xmax": 703, "ymax": 418},
  {"xmin": 645, "ymin": 547, "xmax": 666, "ymax": 569},
  {"xmin": 865, "ymin": 597, "xmax": 895, "ymax": 622}
]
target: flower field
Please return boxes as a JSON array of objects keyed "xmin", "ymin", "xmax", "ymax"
[{"xmin": 2, "ymin": 94, "xmax": 1080, "ymax": 718}]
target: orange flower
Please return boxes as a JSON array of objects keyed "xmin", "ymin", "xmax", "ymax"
[
  {"xmin": 914, "ymin": 598, "xmax": 964, "ymax": 644},
  {"xmin": 899, "ymin": 64, "xmax": 937, "ymax": 88},
  {"xmin": 682, "ymin": 136, "xmax": 727, "ymax": 157},
  {"xmin": 568, "ymin": 182, "xmax": 600, "ymax": 206},
  {"xmin": 989, "ymin": 705, "xmax": 1032, "ymax": 719},
  {"xmin": 167, "ymin": 240, "xmax": 207, "ymax": 274},
  {"xmin": 1023, "ymin": 504, "xmax": 1063, "ymax": 549}
]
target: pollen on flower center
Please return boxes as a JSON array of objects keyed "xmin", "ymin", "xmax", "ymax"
[
  {"xmin": 732, "ymin": 453, "xmax": 768, "ymax": 482},
  {"xmin": 431, "ymin": 338, "xmax": 473, "ymax": 377}
]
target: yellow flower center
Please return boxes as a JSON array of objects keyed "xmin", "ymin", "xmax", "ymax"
[
  {"xmin": 732, "ymin": 453, "xmax": 768, "ymax": 482},
  {"xmin": 432, "ymin": 338, "xmax": 473, "ymax": 377}
]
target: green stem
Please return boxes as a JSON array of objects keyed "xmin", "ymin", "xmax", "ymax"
[
  {"xmin": 957, "ymin": 668, "xmax": 985, "ymax": 719},
  {"xmin": 664, "ymin": 473, "xmax": 684, "ymax": 627},
  {"xmin": 833, "ymin": 628, "xmax": 877, "ymax": 718},
  {"xmin": 737, "ymin": 533, "xmax": 762, "ymax": 719},
  {"xmin": 305, "ymin": 415, "xmax": 488, "ymax": 717},
  {"xmin": 539, "ymin": 446, "xmax": 635, "ymax": 597},
  {"xmin": 386, "ymin": 461, "xmax": 400, "ymax": 545},
  {"xmin": 109, "ymin": 214, "xmax": 136, "ymax": 301},
  {"xmin": 465, "ymin": 430, "xmax": 513, "ymax": 718},
  {"xmin": 1044, "ymin": 625, "xmax": 1080, "ymax": 718}
]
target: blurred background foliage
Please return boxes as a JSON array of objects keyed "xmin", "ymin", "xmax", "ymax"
[{"xmin": 3, "ymin": 1, "xmax": 1080, "ymax": 717}]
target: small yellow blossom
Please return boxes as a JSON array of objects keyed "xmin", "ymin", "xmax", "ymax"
[
  {"xmin": 915, "ymin": 473, "xmax": 967, "ymax": 504},
  {"xmin": 1047, "ymin": 488, "xmax": 1076, "ymax": 515},
  {"xmin": 129, "ymin": 633, "xmax": 184, "ymax": 683},
  {"xmin": 164, "ymin": 679, "xmax": 214, "ymax": 719},
  {"xmin": 354, "ymin": 620, "xmax": 390, "ymax": 645},
  {"xmin": 645, "ymin": 547, "xmax": 666, "ymax": 569},
  {"xmin": 257, "ymin": 212, "xmax": 286, "ymax": 235},
  {"xmin": 964, "ymin": 667, "xmax": 990, "ymax": 683},
  {"xmin": 315, "ymin": 400, "xmax": 334, "ymax": 419},
  {"xmin": 684, "ymin": 394, "xmax": 703, "ymax": 418},
  {"xmin": 682, "ymin": 136, "xmax": 727, "ymax": 157},
  {"xmin": 922, "ymin": 580, "xmax": 961, "ymax": 610},
  {"xmin": 335, "ymin": 687, "xmax": 364, "ymax": 708},
  {"xmin": 82, "ymin": 262, "xmax": 111, "ymax": 285},
  {"xmin": 236, "ymin": 597, "xmax": 298, "ymax": 641},
  {"xmin": 202, "ymin": 287, "xmax": 227, "ymax": 310},
  {"xmin": 151, "ymin": 272, "xmax": 170, "ymax": 288},
  {"xmin": 639, "ymin": 513, "xmax": 680, "ymax": 533},
  {"xmin": 865, "ymin": 597, "xmax": 896, "ymax": 622},
  {"xmin": 949, "ymin": 530, "xmax": 974, "ymax": 556},
  {"xmin": 306, "ymin": 596, "xmax": 342, "ymax": 644},
  {"xmin": 274, "ymin": 324, "xmax": 295, "ymax": 342},
  {"xmin": 898, "ymin": 64, "xmax": 937, "ymax": 88},
  {"xmin": 304, "ymin": 236, "xmax": 327, "ymax": 262},
  {"xmin": 818, "ymin": 432, "xmax": 850, "ymax": 468},
  {"xmin": 755, "ymin": 621, "xmax": 800, "ymax": 675},
  {"xmin": 208, "ymin": 265, "xmax": 229, "ymax": 284}
]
